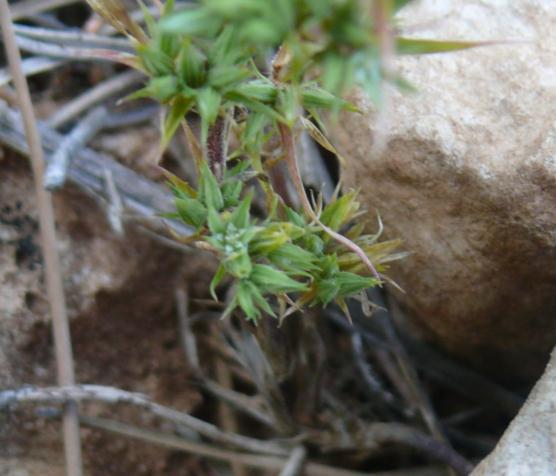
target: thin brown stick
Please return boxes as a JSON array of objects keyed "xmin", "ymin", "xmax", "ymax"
[
  {"xmin": 202, "ymin": 380, "xmax": 274, "ymax": 428},
  {"xmin": 0, "ymin": 3, "xmax": 83, "ymax": 476}
]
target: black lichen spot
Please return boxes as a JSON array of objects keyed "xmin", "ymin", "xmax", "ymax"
[
  {"xmin": 0, "ymin": 205, "xmax": 42, "ymax": 271},
  {"xmin": 15, "ymin": 235, "xmax": 39, "ymax": 267},
  {"xmin": 24, "ymin": 291, "xmax": 37, "ymax": 310}
]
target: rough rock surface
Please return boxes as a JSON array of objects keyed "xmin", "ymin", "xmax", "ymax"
[
  {"xmin": 472, "ymin": 347, "xmax": 556, "ymax": 475},
  {"xmin": 0, "ymin": 150, "xmax": 208, "ymax": 474},
  {"xmin": 332, "ymin": 0, "xmax": 556, "ymax": 380}
]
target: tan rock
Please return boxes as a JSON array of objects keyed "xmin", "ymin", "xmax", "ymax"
[
  {"xmin": 472, "ymin": 347, "xmax": 556, "ymax": 475},
  {"xmin": 332, "ymin": 0, "xmax": 556, "ymax": 379}
]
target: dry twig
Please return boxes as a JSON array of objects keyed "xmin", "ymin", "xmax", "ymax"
[
  {"xmin": 73, "ymin": 414, "xmax": 443, "ymax": 476},
  {"xmin": 44, "ymin": 106, "xmax": 107, "ymax": 189},
  {"xmin": 47, "ymin": 70, "xmax": 144, "ymax": 129},
  {"xmin": 352, "ymin": 423, "xmax": 473, "ymax": 476},
  {"xmin": 13, "ymin": 23, "xmax": 132, "ymax": 51},
  {"xmin": 0, "ymin": 3, "xmax": 83, "ymax": 475},
  {"xmin": 351, "ymin": 330, "xmax": 400, "ymax": 412},
  {"xmin": 14, "ymin": 34, "xmax": 133, "ymax": 62},
  {"xmin": 0, "ymin": 56, "xmax": 63, "ymax": 87},
  {"xmin": 214, "ymin": 327, "xmax": 248, "ymax": 476},
  {"xmin": 279, "ymin": 446, "xmax": 307, "ymax": 476},
  {"xmin": 0, "ymin": 101, "xmax": 193, "ymax": 238},
  {"xmin": 176, "ymin": 287, "xmax": 201, "ymax": 372},
  {"xmin": 202, "ymin": 380, "xmax": 274, "ymax": 428},
  {"xmin": 103, "ymin": 167, "xmax": 125, "ymax": 235},
  {"xmin": 0, "ymin": 384, "xmax": 289, "ymax": 456}
]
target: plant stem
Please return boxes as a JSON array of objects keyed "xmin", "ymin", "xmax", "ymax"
[
  {"xmin": 207, "ymin": 116, "xmax": 227, "ymax": 182},
  {"xmin": 278, "ymin": 122, "xmax": 381, "ymax": 280},
  {"xmin": 0, "ymin": 3, "xmax": 83, "ymax": 475}
]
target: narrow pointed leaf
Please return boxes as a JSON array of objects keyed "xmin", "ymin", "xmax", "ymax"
[
  {"xmin": 237, "ymin": 281, "xmax": 259, "ymax": 321},
  {"xmin": 175, "ymin": 197, "xmax": 207, "ymax": 228},
  {"xmin": 210, "ymin": 264, "xmax": 227, "ymax": 301},
  {"xmin": 300, "ymin": 117, "xmax": 346, "ymax": 164},
  {"xmin": 230, "ymin": 193, "xmax": 252, "ymax": 229},
  {"xmin": 207, "ymin": 207, "xmax": 225, "ymax": 233},
  {"xmin": 177, "ymin": 40, "xmax": 207, "ymax": 88},
  {"xmin": 163, "ymin": 0, "xmax": 175, "ymax": 16},
  {"xmin": 160, "ymin": 8, "xmax": 222, "ymax": 37},
  {"xmin": 197, "ymin": 88, "xmax": 222, "ymax": 144},
  {"xmin": 250, "ymin": 264, "xmax": 308, "ymax": 294},
  {"xmin": 396, "ymin": 38, "xmax": 491, "ymax": 55},
  {"xmin": 138, "ymin": 0, "xmax": 156, "ymax": 37},
  {"xmin": 199, "ymin": 162, "xmax": 224, "ymax": 211},
  {"xmin": 161, "ymin": 168, "xmax": 197, "ymax": 198},
  {"xmin": 161, "ymin": 96, "xmax": 192, "ymax": 150}
]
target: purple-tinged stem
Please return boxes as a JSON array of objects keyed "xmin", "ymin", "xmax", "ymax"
[
  {"xmin": 207, "ymin": 117, "xmax": 226, "ymax": 182},
  {"xmin": 278, "ymin": 123, "xmax": 380, "ymax": 281}
]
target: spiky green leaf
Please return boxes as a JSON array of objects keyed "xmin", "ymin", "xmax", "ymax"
[
  {"xmin": 175, "ymin": 197, "xmax": 207, "ymax": 228},
  {"xmin": 396, "ymin": 38, "xmax": 489, "ymax": 55},
  {"xmin": 250, "ymin": 264, "xmax": 307, "ymax": 294},
  {"xmin": 161, "ymin": 96, "xmax": 192, "ymax": 150},
  {"xmin": 199, "ymin": 162, "xmax": 224, "ymax": 211},
  {"xmin": 197, "ymin": 88, "xmax": 222, "ymax": 144},
  {"xmin": 230, "ymin": 193, "xmax": 253, "ymax": 229},
  {"xmin": 177, "ymin": 40, "xmax": 207, "ymax": 88}
]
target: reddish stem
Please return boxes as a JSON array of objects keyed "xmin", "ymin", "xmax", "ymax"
[
  {"xmin": 278, "ymin": 123, "xmax": 380, "ymax": 281},
  {"xmin": 207, "ymin": 117, "xmax": 226, "ymax": 182}
]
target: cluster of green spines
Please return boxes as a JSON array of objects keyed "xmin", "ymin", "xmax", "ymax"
[
  {"xmin": 132, "ymin": 0, "xmax": 419, "ymax": 322},
  {"xmin": 127, "ymin": 0, "xmax": 479, "ymax": 141},
  {"xmin": 166, "ymin": 164, "xmax": 393, "ymax": 322},
  {"xmin": 81, "ymin": 0, "xmax": 484, "ymax": 322},
  {"xmin": 131, "ymin": 0, "xmax": 402, "ymax": 151}
]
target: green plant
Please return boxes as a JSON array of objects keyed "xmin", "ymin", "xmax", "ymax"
[{"xmin": 86, "ymin": 0, "xmax": 480, "ymax": 323}]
